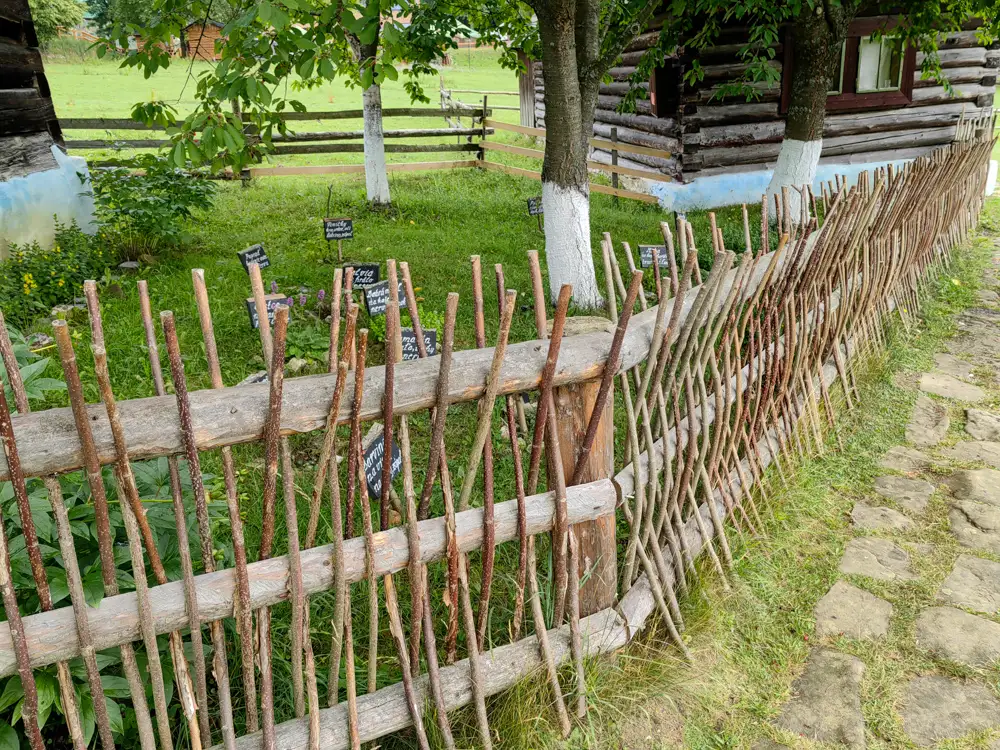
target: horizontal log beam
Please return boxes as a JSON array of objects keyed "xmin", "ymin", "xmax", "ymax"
[
  {"xmin": 248, "ymin": 160, "xmax": 478, "ymax": 177},
  {"xmin": 0, "ymin": 480, "xmax": 616, "ymax": 677},
  {"xmin": 2, "ymin": 233, "xmax": 800, "ymax": 483}
]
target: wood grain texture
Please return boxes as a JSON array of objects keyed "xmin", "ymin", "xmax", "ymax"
[{"xmin": 0, "ymin": 480, "xmax": 616, "ymax": 677}]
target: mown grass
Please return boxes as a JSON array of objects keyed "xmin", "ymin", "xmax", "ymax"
[{"xmin": 451, "ymin": 203, "xmax": 999, "ymax": 749}]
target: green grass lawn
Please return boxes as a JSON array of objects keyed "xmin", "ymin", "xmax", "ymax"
[{"xmin": 47, "ymin": 47, "xmax": 528, "ymax": 168}]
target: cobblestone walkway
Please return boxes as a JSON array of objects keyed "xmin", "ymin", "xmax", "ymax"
[{"xmin": 761, "ymin": 247, "xmax": 1000, "ymax": 748}]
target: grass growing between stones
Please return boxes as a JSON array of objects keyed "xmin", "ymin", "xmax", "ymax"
[{"xmin": 471, "ymin": 211, "xmax": 1000, "ymax": 749}]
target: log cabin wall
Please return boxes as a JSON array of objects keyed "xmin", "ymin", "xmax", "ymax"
[
  {"xmin": 528, "ymin": 17, "xmax": 997, "ymax": 187},
  {"xmin": 683, "ymin": 22, "xmax": 999, "ymax": 178},
  {"xmin": 0, "ymin": 0, "xmax": 62, "ymax": 181},
  {"xmin": 532, "ymin": 13, "xmax": 684, "ymax": 180},
  {"xmin": 182, "ymin": 21, "xmax": 223, "ymax": 61}
]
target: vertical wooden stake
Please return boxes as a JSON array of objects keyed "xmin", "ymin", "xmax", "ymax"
[{"xmin": 553, "ymin": 379, "xmax": 616, "ymax": 615}]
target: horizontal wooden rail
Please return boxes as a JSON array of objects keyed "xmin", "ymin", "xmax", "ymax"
[
  {"xmin": 247, "ymin": 159, "xmax": 478, "ymax": 177},
  {"xmin": 270, "ymin": 143, "xmax": 481, "ymax": 155},
  {"xmin": 0, "ymin": 480, "xmax": 616, "ymax": 677},
  {"xmin": 479, "ymin": 159, "xmax": 660, "ymax": 203},
  {"xmin": 445, "ymin": 89, "xmax": 518, "ymax": 95},
  {"xmin": 480, "ymin": 140, "xmax": 673, "ymax": 183},
  {"xmin": 2, "ymin": 231, "xmax": 791, "ymax": 482},
  {"xmin": 66, "ymin": 128, "xmax": 493, "ymax": 151},
  {"xmin": 483, "ymin": 118, "xmax": 672, "ymax": 159},
  {"xmin": 60, "ymin": 108, "xmax": 490, "ymax": 131}
]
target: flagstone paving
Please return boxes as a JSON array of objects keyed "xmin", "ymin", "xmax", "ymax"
[{"xmin": 759, "ymin": 246, "xmax": 1000, "ymax": 748}]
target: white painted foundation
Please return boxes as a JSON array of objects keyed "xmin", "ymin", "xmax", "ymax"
[
  {"xmin": 766, "ymin": 137, "xmax": 822, "ymax": 222},
  {"xmin": 363, "ymin": 84, "xmax": 391, "ymax": 205},
  {"xmin": 542, "ymin": 181, "xmax": 603, "ymax": 309}
]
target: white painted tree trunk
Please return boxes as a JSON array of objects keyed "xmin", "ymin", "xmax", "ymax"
[
  {"xmin": 542, "ymin": 181, "xmax": 602, "ymax": 308},
  {"xmin": 363, "ymin": 84, "xmax": 391, "ymax": 206},
  {"xmin": 765, "ymin": 138, "xmax": 822, "ymax": 224}
]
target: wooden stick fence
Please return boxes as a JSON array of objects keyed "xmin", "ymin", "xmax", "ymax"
[{"xmin": 0, "ymin": 125, "xmax": 992, "ymax": 750}]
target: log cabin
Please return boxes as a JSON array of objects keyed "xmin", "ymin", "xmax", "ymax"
[
  {"xmin": 182, "ymin": 20, "xmax": 224, "ymax": 61},
  {"xmin": 0, "ymin": 0, "xmax": 94, "ymax": 258},
  {"xmin": 523, "ymin": 14, "xmax": 999, "ymax": 211}
]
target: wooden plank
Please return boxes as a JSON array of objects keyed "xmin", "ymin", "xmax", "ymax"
[
  {"xmin": 445, "ymin": 89, "xmax": 518, "ymax": 96},
  {"xmin": 66, "ymin": 139, "xmax": 169, "ymax": 149},
  {"xmin": 684, "ymin": 101, "xmax": 780, "ymax": 126},
  {"xmin": 0, "ymin": 91, "xmax": 56, "ymax": 137},
  {"xmin": 273, "ymin": 107, "xmax": 489, "ymax": 121},
  {"xmin": 0, "ymin": 0, "xmax": 30, "ymax": 22},
  {"xmin": 0, "ymin": 38, "xmax": 42, "ymax": 78},
  {"xmin": 270, "ymin": 142, "xmax": 480, "ymax": 155},
  {"xmin": 913, "ymin": 66, "xmax": 990, "ymax": 88},
  {"xmin": 591, "ymin": 121, "xmax": 679, "ymax": 153},
  {"xmin": 483, "ymin": 118, "xmax": 545, "ymax": 137},
  {"xmin": 217, "ymin": 609, "xmax": 627, "ymax": 750},
  {"xmin": 480, "ymin": 159, "xmax": 659, "ymax": 203},
  {"xmin": 918, "ymin": 47, "xmax": 987, "ymax": 68},
  {"xmin": 60, "ymin": 117, "xmax": 161, "ymax": 130},
  {"xmin": 480, "ymin": 140, "xmax": 544, "ymax": 159},
  {"xmin": 480, "ymin": 141, "xmax": 674, "ymax": 183},
  {"xmin": 587, "ymin": 159, "xmax": 673, "ymax": 183},
  {"xmin": 0, "ymin": 481, "xmax": 617, "ymax": 677},
  {"xmin": 0, "ymin": 130, "xmax": 57, "ymax": 180},
  {"xmin": 248, "ymin": 160, "xmax": 477, "ymax": 177}
]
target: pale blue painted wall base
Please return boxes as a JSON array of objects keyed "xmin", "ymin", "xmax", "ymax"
[
  {"xmin": 650, "ymin": 159, "xmax": 914, "ymax": 213},
  {"xmin": 0, "ymin": 146, "xmax": 96, "ymax": 258}
]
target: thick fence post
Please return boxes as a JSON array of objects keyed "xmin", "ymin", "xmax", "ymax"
[{"xmin": 553, "ymin": 379, "xmax": 616, "ymax": 616}]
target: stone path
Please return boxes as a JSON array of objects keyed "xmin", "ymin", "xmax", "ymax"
[{"xmin": 760, "ymin": 249, "xmax": 1000, "ymax": 748}]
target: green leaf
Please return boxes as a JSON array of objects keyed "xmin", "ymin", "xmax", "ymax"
[
  {"xmin": 0, "ymin": 678, "xmax": 23, "ymax": 713},
  {"xmin": 0, "ymin": 722, "xmax": 15, "ymax": 750},
  {"xmin": 100, "ymin": 676, "xmax": 132, "ymax": 698},
  {"xmin": 105, "ymin": 697, "xmax": 123, "ymax": 735},
  {"xmin": 382, "ymin": 63, "xmax": 398, "ymax": 81}
]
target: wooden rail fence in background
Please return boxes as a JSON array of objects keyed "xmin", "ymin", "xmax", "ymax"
[{"xmin": 0, "ymin": 115, "xmax": 992, "ymax": 750}]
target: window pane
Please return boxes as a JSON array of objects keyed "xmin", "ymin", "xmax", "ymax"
[
  {"xmin": 828, "ymin": 41, "xmax": 846, "ymax": 95},
  {"xmin": 857, "ymin": 37, "xmax": 903, "ymax": 93}
]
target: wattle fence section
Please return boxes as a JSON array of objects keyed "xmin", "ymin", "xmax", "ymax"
[{"xmin": 0, "ymin": 118, "xmax": 993, "ymax": 750}]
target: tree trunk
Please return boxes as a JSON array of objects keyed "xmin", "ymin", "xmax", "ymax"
[
  {"xmin": 766, "ymin": 7, "xmax": 851, "ymax": 223},
  {"xmin": 536, "ymin": 1, "xmax": 602, "ymax": 310},
  {"xmin": 362, "ymin": 83, "xmax": 391, "ymax": 206},
  {"xmin": 352, "ymin": 36, "xmax": 391, "ymax": 208}
]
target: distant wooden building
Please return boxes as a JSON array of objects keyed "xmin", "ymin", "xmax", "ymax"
[
  {"xmin": 525, "ymin": 15, "xmax": 999, "ymax": 209},
  {"xmin": 0, "ymin": 0, "xmax": 95, "ymax": 258},
  {"xmin": 182, "ymin": 21, "xmax": 224, "ymax": 61}
]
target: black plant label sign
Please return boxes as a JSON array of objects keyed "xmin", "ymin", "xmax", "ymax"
[
  {"xmin": 363, "ymin": 433, "xmax": 402, "ymax": 501},
  {"xmin": 364, "ymin": 280, "xmax": 407, "ymax": 317},
  {"xmin": 401, "ymin": 328, "xmax": 437, "ymax": 360},
  {"xmin": 238, "ymin": 243, "xmax": 270, "ymax": 272},
  {"xmin": 345, "ymin": 263, "xmax": 379, "ymax": 287},
  {"xmin": 638, "ymin": 244, "xmax": 669, "ymax": 268},
  {"xmin": 324, "ymin": 217, "xmax": 354, "ymax": 241},
  {"xmin": 527, "ymin": 196, "xmax": 543, "ymax": 216},
  {"xmin": 245, "ymin": 293, "xmax": 288, "ymax": 329}
]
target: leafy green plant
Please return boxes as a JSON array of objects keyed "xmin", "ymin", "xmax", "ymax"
[
  {"xmin": 0, "ymin": 324, "xmax": 66, "ymax": 411},
  {"xmin": 87, "ymin": 155, "xmax": 216, "ymax": 260},
  {"xmin": 0, "ymin": 221, "xmax": 108, "ymax": 326},
  {"xmin": 368, "ymin": 305, "xmax": 443, "ymax": 343},
  {"xmin": 0, "ymin": 456, "xmax": 226, "ymax": 748},
  {"xmin": 286, "ymin": 324, "xmax": 332, "ymax": 363}
]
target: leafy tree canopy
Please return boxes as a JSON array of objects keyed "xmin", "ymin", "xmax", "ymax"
[
  {"xmin": 99, "ymin": 0, "xmax": 457, "ymax": 171},
  {"xmin": 29, "ymin": 0, "xmax": 85, "ymax": 42}
]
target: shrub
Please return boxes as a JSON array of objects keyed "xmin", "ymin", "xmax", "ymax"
[
  {"xmin": 0, "ymin": 221, "xmax": 108, "ymax": 326},
  {"xmin": 88, "ymin": 154, "xmax": 215, "ymax": 260}
]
